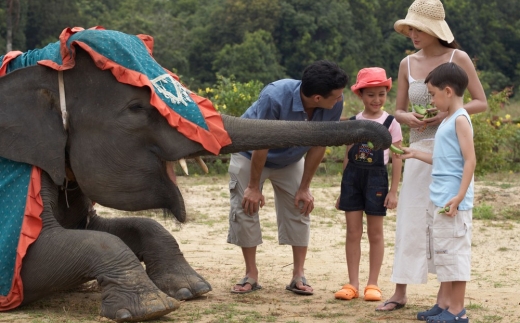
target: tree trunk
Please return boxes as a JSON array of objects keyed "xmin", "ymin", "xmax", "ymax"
[{"xmin": 6, "ymin": 0, "xmax": 13, "ymax": 52}]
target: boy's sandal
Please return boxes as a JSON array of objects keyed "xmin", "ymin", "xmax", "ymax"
[
  {"xmin": 363, "ymin": 285, "xmax": 382, "ymax": 301},
  {"xmin": 427, "ymin": 308, "xmax": 468, "ymax": 323},
  {"xmin": 334, "ymin": 284, "xmax": 359, "ymax": 300},
  {"xmin": 417, "ymin": 304, "xmax": 444, "ymax": 321}
]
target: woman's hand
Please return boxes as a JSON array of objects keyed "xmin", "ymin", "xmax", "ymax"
[
  {"xmin": 423, "ymin": 109, "xmax": 448, "ymax": 126},
  {"xmin": 400, "ymin": 111, "xmax": 428, "ymax": 129}
]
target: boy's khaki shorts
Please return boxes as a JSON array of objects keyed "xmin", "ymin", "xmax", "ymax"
[
  {"xmin": 226, "ymin": 153, "xmax": 310, "ymax": 248},
  {"xmin": 426, "ymin": 200, "xmax": 472, "ymax": 282}
]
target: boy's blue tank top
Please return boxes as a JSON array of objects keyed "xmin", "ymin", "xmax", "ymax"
[{"xmin": 430, "ymin": 108, "xmax": 474, "ymax": 210}]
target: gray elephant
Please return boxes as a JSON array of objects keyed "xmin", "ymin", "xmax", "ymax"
[{"xmin": 0, "ymin": 28, "xmax": 391, "ymax": 322}]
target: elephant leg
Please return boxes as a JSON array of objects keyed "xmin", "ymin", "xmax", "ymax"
[
  {"xmin": 86, "ymin": 214, "xmax": 212, "ymax": 300},
  {"xmin": 21, "ymin": 174, "xmax": 179, "ymax": 322}
]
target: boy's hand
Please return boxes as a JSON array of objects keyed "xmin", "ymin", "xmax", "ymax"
[
  {"xmin": 442, "ymin": 197, "xmax": 462, "ymax": 217},
  {"xmin": 396, "ymin": 147, "xmax": 413, "ymax": 159}
]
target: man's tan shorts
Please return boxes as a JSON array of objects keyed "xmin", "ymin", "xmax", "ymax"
[
  {"xmin": 226, "ymin": 153, "xmax": 310, "ymax": 248},
  {"xmin": 426, "ymin": 200, "xmax": 472, "ymax": 282}
]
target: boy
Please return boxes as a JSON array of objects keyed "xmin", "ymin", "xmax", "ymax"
[{"xmin": 398, "ymin": 62, "xmax": 475, "ymax": 323}]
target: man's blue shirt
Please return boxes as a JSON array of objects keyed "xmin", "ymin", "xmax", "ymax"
[{"xmin": 239, "ymin": 79, "xmax": 343, "ymax": 168}]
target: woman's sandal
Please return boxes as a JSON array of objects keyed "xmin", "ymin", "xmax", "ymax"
[
  {"xmin": 363, "ymin": 285, "xmax": 382, "ymax": 301},
  {"xmin": 417, "ymin": 304, "xmax": 444, "ymax": 321},
  {"xmin": 334, "ymin": 284, "xmax": 359, "ymax": 300}
]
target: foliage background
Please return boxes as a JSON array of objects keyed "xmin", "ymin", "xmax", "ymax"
[
  {"xmin": 2, "ymin": 0, "xmax": 520, "ymax": 176},
  {"xmin": 2, "ymin": 0, "xmax": 519, "ymax": 93}
]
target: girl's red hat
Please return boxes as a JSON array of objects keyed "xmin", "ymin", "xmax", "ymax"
[{"xmin": 351, "ymin": 67, "xmax": 392, "ymax": 97}]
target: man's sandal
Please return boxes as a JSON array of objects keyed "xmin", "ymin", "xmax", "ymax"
[
  {"xmin": 285, "ymin": 276, "xmax": 313, "ymax": 295},
  {"xmin": 231, "ymin": 277, "xmax": 262, "ymax": 294}
]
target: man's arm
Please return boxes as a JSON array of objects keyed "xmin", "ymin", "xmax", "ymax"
[
  {"xmin": 295, "ymin": 146, "xmax": 326, "ymax": 216},
  {"xmin": 242, "ymin": 149, "xmax": 268, "ymax": 215}
]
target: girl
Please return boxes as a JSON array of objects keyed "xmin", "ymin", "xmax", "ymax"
[{"xmin": 334, "ymin": 67, "xmax": 403, "ymax": 302}]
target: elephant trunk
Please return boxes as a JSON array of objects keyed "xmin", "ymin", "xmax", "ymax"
[{"xmin": 218, "ymin": 115, "xmax": 392, "ymax": 155}]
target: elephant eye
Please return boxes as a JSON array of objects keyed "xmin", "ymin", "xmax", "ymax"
[{"xmin": 128, "ymin": 103, "xmax": 145, "ymax": 111}]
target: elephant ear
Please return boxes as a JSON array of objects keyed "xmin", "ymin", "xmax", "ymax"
[{"xmin": 0, "ymin": 64, "xmax": 67, "ymax": 185}]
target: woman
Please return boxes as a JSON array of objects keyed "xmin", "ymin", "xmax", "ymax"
[{"xmin": 376, "ymin": 0, "xmax": 487, "ymax": 312}]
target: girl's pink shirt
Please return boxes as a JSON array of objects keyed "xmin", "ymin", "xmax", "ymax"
[{"xmin": 356, "ymin": 111, "xmax": 403, "ymax": 165}]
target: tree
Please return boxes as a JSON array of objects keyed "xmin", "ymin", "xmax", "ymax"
[
  {"xmin": 213, "ymin": 30, "xmax": 286, "ymax": 83},
  {"xmin": 25, "ymin": 0, "xmax": 83, "ymax": 49},
  {"xmin": 274, "ymin": 0, "xmax": 355, "ymax": 78}
]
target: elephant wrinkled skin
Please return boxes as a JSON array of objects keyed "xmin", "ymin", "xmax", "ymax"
[{"xmin": 0, "ymin": 48, "xmax": 391, "ymax": 322}]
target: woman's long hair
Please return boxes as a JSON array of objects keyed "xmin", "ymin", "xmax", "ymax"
[{"xmin": 440, "ymin": 39, "xmax": 460, "ymax": 49}]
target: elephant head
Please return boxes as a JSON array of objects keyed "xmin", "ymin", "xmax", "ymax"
[{"xmin": 0, "ymin": 48, "xmax": 391, "ymax": 223}]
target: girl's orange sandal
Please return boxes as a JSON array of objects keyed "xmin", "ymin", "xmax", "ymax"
[
  {"xmin": 334, "ymin": 284, "xmax": 359, "ymax": 300},
  {"xmin": 364, "ymin": 285, "xmax": 382, "ymax": 301}
]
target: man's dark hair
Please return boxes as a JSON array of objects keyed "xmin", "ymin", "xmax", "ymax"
[
  {"xmin": 301, "ymin": 60, "xmax": 348, "ymax": 98},
  {"xmin": 425, "ymin": 62, "xmax": 468, "ymax": 96}
]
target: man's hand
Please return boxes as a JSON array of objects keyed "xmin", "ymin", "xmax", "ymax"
[
  {"xmin": 294, "ymin": 188, "xmax": 314, "ymax": 216},
  {"xmin": 242, "ymin": 186, "xmax": 265, "ymax": 216}
]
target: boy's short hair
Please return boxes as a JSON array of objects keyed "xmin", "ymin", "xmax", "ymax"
[
  {"xmin": 425, "ymin": 62, "xmax": 468, "ymax": 96},
  {"xmin": 301, "ymin": 60, "xmax": 348, "ymax": 98}
]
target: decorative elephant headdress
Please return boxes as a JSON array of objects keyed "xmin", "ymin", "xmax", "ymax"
[{"xmin": 0, "ymin": 26, "xmax": 231, "ymax": 155}]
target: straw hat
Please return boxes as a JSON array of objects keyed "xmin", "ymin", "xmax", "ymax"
[
  {"xmin": 351, "ymin": 67, "xmax": 392, "ymax": 97},
  {"xmin": 394, "ymin": 0, "xmax": 454, "ymax": 43}
]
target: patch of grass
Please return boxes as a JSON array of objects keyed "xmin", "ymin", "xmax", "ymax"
[
  {"xmin": 475, "ymin": 315, "xmax": 503, "ymax": 323},
  {"xmin": 502, "ymin": 206, "xmax": 520, "ymax": 221},
  {"xmin": 466, "ymin": 303, "xmax": 485, "ymax": 310},
  {"xmin": 473, "ymin": 203, "xmax": 495, "ymax": 220}
]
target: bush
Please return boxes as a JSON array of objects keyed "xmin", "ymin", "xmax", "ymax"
[
  {"xmin": 470, "ymin": 87, "xmax": 520, "ymax": 175},
  {"xmin": 197, "ymin": 75, "xmax": 264, "ymax": 117}
]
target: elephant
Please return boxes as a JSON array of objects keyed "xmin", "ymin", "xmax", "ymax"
[{"xmin": 0, "ymin": 29, "xmax": 391, "ymax": 322}]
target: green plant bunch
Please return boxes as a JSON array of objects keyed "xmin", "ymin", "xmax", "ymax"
[
  {"xmin": 470, "ymin": 87, "xmax": 520, "ymax": 175},
  {"xmin": 197, "ymin": 74, "xmax": 264, "ymax": 117}
]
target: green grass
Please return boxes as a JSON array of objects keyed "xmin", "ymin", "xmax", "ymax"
[{"xmin": 473, "ymin": 203, "xmax": 495, "ymax": 220}]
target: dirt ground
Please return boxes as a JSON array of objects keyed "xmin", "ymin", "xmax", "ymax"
[{"xmin": 2, "ymin": 174, "xmax": 520, "ymax": 323}]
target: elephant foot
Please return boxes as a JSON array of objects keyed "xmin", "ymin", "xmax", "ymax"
[
  {"xmin": 101, "ymin": 290, "xmax": 179, "ymax": 322},
  {"xmin": 153, "ymin": 274, "xmax": 212, "ymax": 301},
  {"xmin": 149, "ymin": 264, "xmax": 212, "ymax": 300},
  {"xmin": 99, "ymin": 278, "xmax": 180, "ymax": 322}
]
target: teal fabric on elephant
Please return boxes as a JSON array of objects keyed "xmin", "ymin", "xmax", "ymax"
[
  {"xmin": 0, "ymin": 157, "xmax": 32, "ymax": 296},
  {"xmin": 1, "ymin": 30, "xmax": 206, "ymax": 130},
  {"xmin": 66, "ymin": 29, "xmax": 208, "ymax": 130},
  {"xmin": 0, "ymin": 27, "xmax": 232, "ymax": 155},
  {"xmin": 1, "ymin": 42, "xmax": 62, "ymax": 73}
]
